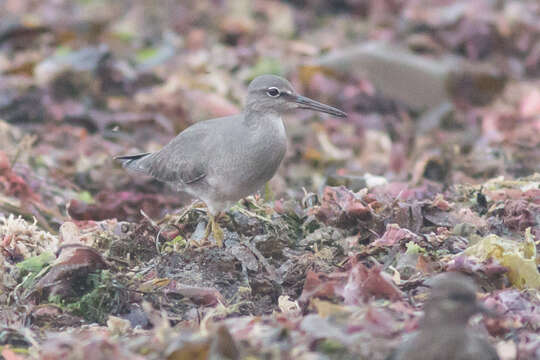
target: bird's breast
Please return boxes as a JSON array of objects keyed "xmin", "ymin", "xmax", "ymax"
[
  {"xmin": 249, "ymin": 116, "xmax": 287, "ymax": 178},
  {"xmin": 211, "ymin": 116, "xmax": 287, "ymax": 200}
]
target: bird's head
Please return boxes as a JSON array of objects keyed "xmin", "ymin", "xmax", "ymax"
[
  {"xmin": 423, "ymin": 273, "xmax": 496, "ymax": 325},
  {"xmin": 245, "ymin": 74, "xmax": 347, "ymax": 118}
]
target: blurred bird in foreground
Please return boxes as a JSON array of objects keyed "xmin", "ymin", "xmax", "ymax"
[
  {"xmin": 115, "ymin": 74, "xmax": 346, "ymax": 247},
  {"xmin": 388, "ymin": 272, "xmax": 499, "ymax": 360}
]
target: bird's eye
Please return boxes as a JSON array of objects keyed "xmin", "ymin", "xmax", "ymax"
[{"xmin": 266, "ymin": 87, "xmax": 280, "ymax": 97}]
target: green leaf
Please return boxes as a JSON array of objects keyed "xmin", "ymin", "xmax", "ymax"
[
  {"xmin": 16, "ymin": 252, "xmax": 55, "ymax": 274},
  {"xmin": 406, "ymin": 241, "xmax": 425, "ymax": 255},
  {"xmin": 136, "ymin": 47, "xmax": 160, "ymax": 63},
  {"xmin": 77, "ymin": 190, "xmax": 95, "ymax": 204}
]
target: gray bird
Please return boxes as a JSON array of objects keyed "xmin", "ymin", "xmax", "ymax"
[
  {"xmin": 115, "ymin": 74, "xmax": 346, "ymax": 246},
  {"xmin": 387, "ymin": 272, "xmax": 499, "ymax": 360}
]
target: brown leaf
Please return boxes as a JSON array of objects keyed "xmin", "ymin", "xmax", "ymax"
[
  {"xmin": 298, "ymin": 270, "xmax": 345, "ymax": 306},
  {"xmin": 29, "ymin": 304, "xmax": 82, "ymax": 328},
  {"xmin": 339, "ymin": 263, "xmax": 403, "ymax": 304},
  {"xmin": 166, "ymin": 281, "xmax": 225, "ymax": 307},
  {"xmin": 33, "ymin": 244, "xmax": 107, "ymax": 299},
  {"xmin": 372, "ymin": 223, "xmax": 420, "ymax": 247},
  {"xmin": 299, "ymin": 260, "xmax": 403, "ymax": 306},
  {"xmin": 313, "ymin": 186, "xmax": 371, "ymax": 227},
  {"xmin": 0, "ymin": 151, "xmax": 40, "ymax": 202},
  {"xmin": 501, "ymin": 199, "xmax": 539, "ymax": 231}
]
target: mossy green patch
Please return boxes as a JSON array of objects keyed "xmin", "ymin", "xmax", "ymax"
[
  {"xmin": 49, "ymin": 270, "xmax": 124, "ymax": 324},
  {"xmin": 316, "ymin": 338, "xmax": 350, "ymax": 356}
]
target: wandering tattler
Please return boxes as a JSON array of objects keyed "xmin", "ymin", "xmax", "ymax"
[
  {"xmin": 388, "ymin": 273, "xmax": 499, "ymax": 360},
  {"xmin": 115, "ymin": 74, "xmax": 346, "ymax": 246}
]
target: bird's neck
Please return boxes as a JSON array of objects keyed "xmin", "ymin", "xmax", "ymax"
[
  {"xmin": 243, "ymin": 108, "xmax": 281, "ymax": 129},
  {"xmin": 422, "ymin": 308, "xmax": 470, "ymax": 328}
]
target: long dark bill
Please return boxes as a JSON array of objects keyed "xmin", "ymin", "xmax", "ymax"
[{"xmin": 293, "ymin": 94, "xmax": 347, "ymax": 118}]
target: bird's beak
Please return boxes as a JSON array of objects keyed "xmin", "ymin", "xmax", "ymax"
[{"xmin": 292, "ymin": 94, "xmax": 347, "ymax": 118}]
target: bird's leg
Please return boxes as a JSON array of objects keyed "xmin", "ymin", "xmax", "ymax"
[
  {"xmin": 211, "ymin": 214, "xmax": 224, "ymax": 247},
  {"xmin": 204, "ymin": 212, "xmax": 224, "ymax": 247},
  {"xmin": 174, "ymin": 200, "xmax": 206, "ymax": 225}
]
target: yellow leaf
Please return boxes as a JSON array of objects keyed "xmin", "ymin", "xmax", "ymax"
[
  {"xmin": 138, "ymin": 278, "xmax": 171, "ymax": 292},
  {"xmin": 464, "ymin": 229, "xmax": 540, "ymax": 289},
  {"xmin": 312, "ymin": 299, "xmax": 351, "ymax": 318},
  {"xmin": 167, "ymin": 341, "xmax": 209, "ymax": 360}
]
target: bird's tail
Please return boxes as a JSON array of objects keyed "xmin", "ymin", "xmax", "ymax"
[{"xmin": 114, "ymin": 152, "xmax": 152, "ymax": 173}]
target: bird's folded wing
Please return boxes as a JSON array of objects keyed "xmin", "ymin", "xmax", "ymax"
[{"xmin": 143, "ymin": 127, "xmax": 208, "ymax": 185}]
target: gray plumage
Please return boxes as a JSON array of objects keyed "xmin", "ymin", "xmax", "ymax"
[
  {"xmin": 388, "ymin": 273, "xmax": 499, "ymax": 360},
  {"xmin": 116, "ymin": 75, "xmax": 346, "ymax": 245}
]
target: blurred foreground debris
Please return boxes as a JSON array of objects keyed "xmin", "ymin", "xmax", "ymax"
[{"xmin": 306, "ymin": 41, "xmax": 507, "ymax": 109}]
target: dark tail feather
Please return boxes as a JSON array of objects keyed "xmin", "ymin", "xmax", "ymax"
[{"xmin": 114, "ymin": 152, "xmax": 151, "ymax": 173}]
